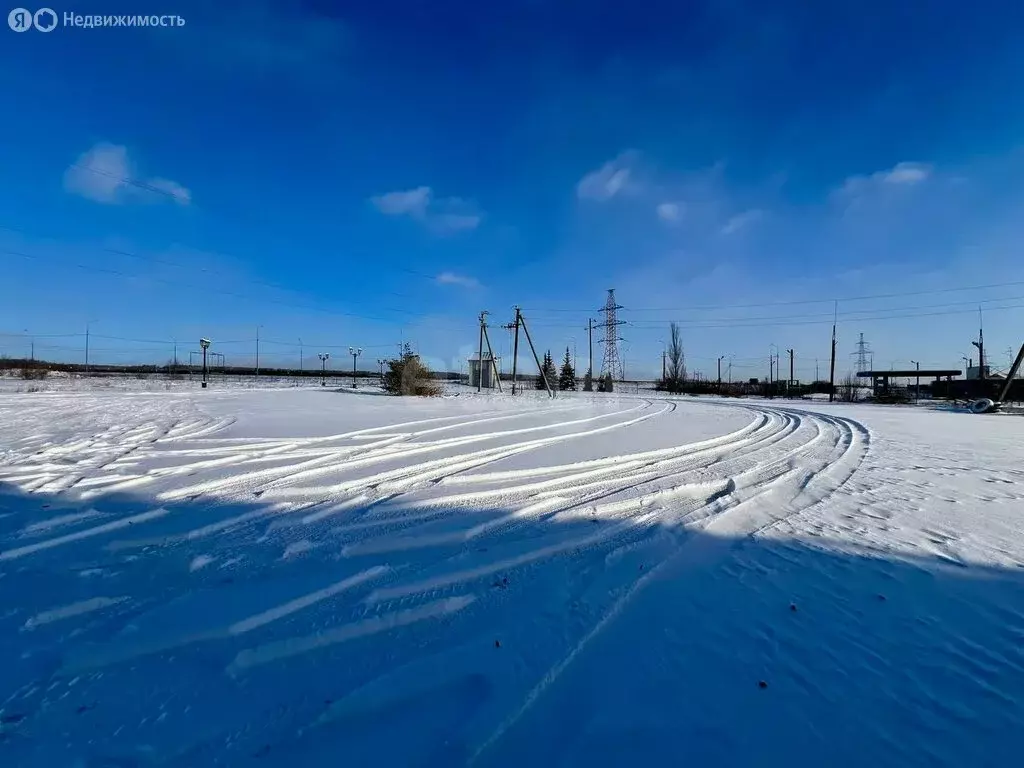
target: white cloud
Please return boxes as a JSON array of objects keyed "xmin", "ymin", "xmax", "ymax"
[
  {"xmin": 836, "ymin": 161, "xmax": 933, "ymax": 200},
  {"xmin": 64, "ymin": 143, "xmax": 191, "ymax": 206},
  {"xmin": 721, "ymin": 208, "xmax": 763, "ymax": 235},
  {"xmin": 371, "ymin": 187, "xmax": 482, "ymax": 234},
  {"xmin": 883, "ymin": 162, "xmax": 931, "ymax": 185},
  {"xmin": 656, "ymin": 202, "xmax": 684, "ymax": 222},
  {"xmin": 146, "ymin": 177, "xmax": 192, "ymax": 206},
  {"xmin": 371, "ymin": 186, "xmax": 431, "ymax": 217},
  {"xmin": 577, "ymin": 152, "xmax": 638, "ymax": 201},
  {"xmin": 436, "ymin": 271, "xmax": 482, "ymax": 289},
  {"xmin": 430, "ymin": 213, "xmax": 482, "ymax": 234}
]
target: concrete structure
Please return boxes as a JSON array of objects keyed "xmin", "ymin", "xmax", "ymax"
[{"xmin": 468, "ymin": 355, "xmax": 498, "ymax": 389}]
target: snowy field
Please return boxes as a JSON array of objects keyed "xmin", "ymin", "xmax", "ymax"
[{"xmin": 1, "ymin": 387, "xmax": 1023, "ymax": 766}]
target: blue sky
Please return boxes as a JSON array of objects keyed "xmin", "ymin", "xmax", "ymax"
[{"xmin": 2, "ymin": 0, "xmax": 1024, "ymax": 379}]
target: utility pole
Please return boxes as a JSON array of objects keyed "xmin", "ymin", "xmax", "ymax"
[
  {"xmin": 829, "ymin": 302, "xmax": 838, "ymax": 403},
  {"xmin": 318, "ymin": 353, "xmax": 330, "ymax": 386},
  {"xmin": 815, "ymin": 358, "xmax": 819, "ymax": 382},
  {"xmin": 504, "ymin": 309, "xmax": 522, "ymax": 394},
  {"xmin": 172, "ymin": 340, "xmax": 177, "ymax": 369},
  {"xmin": 477, "ymin": 311, "xmax": 486, "ymax": 392},
  {"xmin": 787, "ymin": 348, "xmax": 794, "ymax": 397},
  {"xmin": 482, "ymin": 316, "xmax": 502, "ymax": 393},
  {"xmin": 519, "ymin": 309, "xmax": 554, "ymax": 398},
  {"xmin": 768, "ymin": 351, "xmax": 774, "ymax": 399},
  {"xmin": 299, "ymin": 338, "xmax": 303, "ymax": 373},
  {"xmin": 255, "ymin": 325, "xmax": 260, "ymax": 378},
  {"xmin": 584, "ymin": 318, "xmax": 595, "ymax": 391},
  {"xmin": 972, "ymin": 307, "xmax": 986, "ymax": 381},
  {"xmin": 377, "ymin": 358, "xmax": 386, "ymax": 381},
  {"xmin": 911, "ymin": 360, "xmax": 920, "ymax": 403},
  {"xmin": 85, "ymin": 322, "xmax": 90, "ymax": 373},
  {"xmin": 717, "ymin": 355, "xmax": 724, "ymax": 389},
  {"xmin": 662, "ymin": 348, "xmax": 667, "ymax": 382}
]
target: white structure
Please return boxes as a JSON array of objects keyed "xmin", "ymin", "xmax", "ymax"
[{"xmin": 468, "ymin": 355, "xmax": 498, "ymax": 388}]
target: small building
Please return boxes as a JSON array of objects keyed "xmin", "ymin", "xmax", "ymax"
[
  {"xmin": 856, "ymin": 369, "xmax": 960, "ymax": 399},
  {"xmin": 966, "ymin": 366, "xmax": 993, "ymax": 380},
  {"xmin": 468, "ymin": 355, "xmax": 499, "ymax": 389}
]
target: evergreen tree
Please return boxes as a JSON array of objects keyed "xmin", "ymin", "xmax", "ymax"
[
  {"xmin": 558, "ymin": 347, "xmax": 577, "ymax": 391},
  {"xmin": 597, "ymin": 372, "xmax": 614, "ymax": 393},
  {"xmin": 383, "ymin": 343, "xmax": 441, "ymax": 396},
  {"xmin": 535, "ymin": 350, "xmax": 556, "ymax": 390}
]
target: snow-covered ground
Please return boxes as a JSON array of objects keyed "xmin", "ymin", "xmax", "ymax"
[{"xmin": 1, "ymin": 387, "xmax": 1022, "ymax": 766}]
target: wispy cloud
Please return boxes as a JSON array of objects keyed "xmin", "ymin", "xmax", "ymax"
[
  {"xmin": 371, "ymin": 186, "xmax": 431, "ymax": 217},
  {"xmin": 720, "ymin": 208, "xmax": 763, "ymax": 235},
  {"xmin": 656, "ymin": 201, "xmax": 684, "ymax": 222},
  {"xmin": 836, "ymin": 161, "xmax": 932, "ymax": 200},
  {"xmin": 371, "ymin": 187, "xmax": 482, "ymax": 234},
  {"xmin": 64, "ymin": 143, "xmax": 191, "ymax": 206},
  {"xmin": 577, "ymin": 151, "xmax": 639, "ymax": 201},
  {"xmin": 435, "ymin": 271, "xmax": 482, "ymax": 289}
]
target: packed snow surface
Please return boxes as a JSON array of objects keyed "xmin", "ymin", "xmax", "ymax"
[{"xmin": 1, "ymin": 387, "xmax": 1022, "ymax": 766}]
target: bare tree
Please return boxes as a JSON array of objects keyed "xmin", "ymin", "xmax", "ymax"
[{"xmin": 665, "ymin": 322, "xmax": 685, "ymax": 392}]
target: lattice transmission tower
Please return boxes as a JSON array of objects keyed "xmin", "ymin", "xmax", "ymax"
[
  {"xmin": 599, "ymin": 289, "xmax": 626, "ymax": 381},
  {"xmin": 852, "ymin": 332, "xmax": 872, "ymax": 373}
]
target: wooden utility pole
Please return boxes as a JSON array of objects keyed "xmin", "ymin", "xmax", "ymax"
[
  {"xmin": 477, "ymin": 311, "xmax": 485, "ymax": 393},
  {"xmin": 717, "ymin": 355, "xmax": 724, "ymax": 389},
  {"xmin": 520, "ymin": 310, "xmax": 554, "ymax": 398},
  {"xmin": 828, "ymin": 305, "xmax": 838, "ymax": 402},
  {"xmin": 504, "ymin": 310, "xmax": 521, "ymax": 394},
  {"xmin": 480, "ymin": 312, "xmax": 502, "ymax": 393},
  {"xmin": 996, "ymin": 342, "xmax": 1024, "ymax": 404}
]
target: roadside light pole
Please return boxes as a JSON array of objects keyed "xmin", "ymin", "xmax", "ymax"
[
  {"xmin": 349, "ymin": 347, "xmax": 362, "ymax": 388},
  {"xmin": 200, "ymin": 338, "xmax": 211, "ymax": 389},
  {"xmin": 318, "ymin": 353, "xmax": 330, "ymax": 387},
  {"xmin": 377, "ymin": 358, "xmax": 387, "ymax": 381},
  {"xmin": 911, "ymin": 360, "xmax": 920, "ymax": 403}
]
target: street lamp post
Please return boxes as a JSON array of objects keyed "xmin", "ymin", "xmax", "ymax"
[
  {"xmin": 318, "ymin": 353, "xmax": 330, "ymax": 387},
  {"xmin": 911, "ymin": 360, "xmax": 920, "ymax": 402},
  {"xmin": 377, "ymin": 358, "xmax": 387, "ymax": 382},
  {"xmin": 200, "ymin": 338, "xmax": 211, "ymax": 388},
  {"xmin": 349, "ymin": 347, "xmax": 362, "ymax": 388}
]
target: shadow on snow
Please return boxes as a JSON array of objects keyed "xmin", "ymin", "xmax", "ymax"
[{"xmin": 0, "ymin": 481, "xmax": 1023, "ymax": 768}]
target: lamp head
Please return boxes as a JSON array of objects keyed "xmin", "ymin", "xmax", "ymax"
[{"xmin": 200, "ymin": 338, "xmax": 211, "ymax": 349}]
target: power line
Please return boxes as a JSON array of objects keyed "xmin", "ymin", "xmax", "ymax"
[
  {"xmin": 3, "ymin": 247, "xmax": 462, "ymax": 328},
  {"xmin": 523, "ymin": 279, "xmax": 1024, "ymax": 314},
  {"xmin": 622, "ymin": 294, "xmax": 1024, "ymax": 327}
]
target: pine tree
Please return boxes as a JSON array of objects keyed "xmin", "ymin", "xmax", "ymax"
[
  {"xmin": 597, "ymin": 372, "xmax": 614, "ymax": 393},
  {"xmin": 382, "ymin": 343, "xmax": 441, "ymax": 396},
  {"xmin": 558, "ymin": 347, "xmax": 577, "ymax": 391},
  {"xmin": 535, "ymin": 350, "xmax": 556, "ymax": 390}
]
